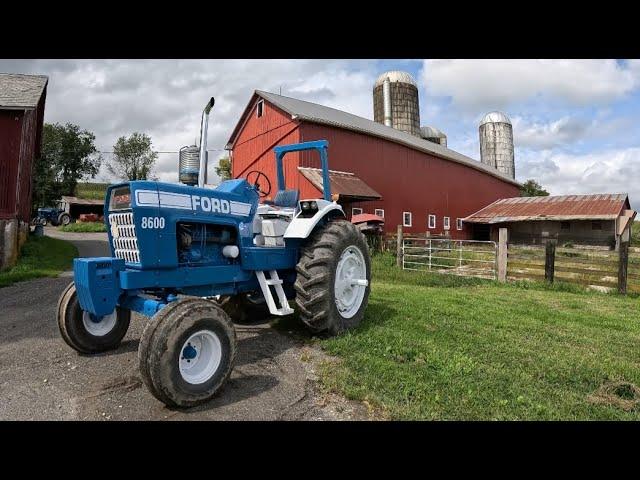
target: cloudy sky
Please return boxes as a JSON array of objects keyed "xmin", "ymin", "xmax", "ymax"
[{"xmin": 2, "ymin": 59, "xmax": 640, "ymax": 207}]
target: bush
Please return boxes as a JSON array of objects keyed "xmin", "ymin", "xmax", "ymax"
[{"xmin": 60, "ymin": 222, "xmax": 107, "ymax": 233}]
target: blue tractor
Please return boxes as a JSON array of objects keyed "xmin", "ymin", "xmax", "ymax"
[
  {"xmin": 57, "ymin": 97, "xmax": 371, "ymax": 407},
  {"xmin": 35, "ymin": 200, "xmax": 71, "ymax": 226}
]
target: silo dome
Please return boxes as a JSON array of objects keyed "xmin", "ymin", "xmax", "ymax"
[
  {"xmin": 480, "ymin": 111, "xmax": 512, "ymax": 126},
  {"xmin": 420, "ymin": 126, "xmax": 447, "ymax": 147},
  {"xmin": 374, "ymin": 70, "xmax": 418, "ymax": 88},
  {"xmin": 373, "ymin": 70, "xmax": 421, "ymax": 137},
  {"xmin": 479, "ymin": 111, "xmax": 515, "ymax": 179}
]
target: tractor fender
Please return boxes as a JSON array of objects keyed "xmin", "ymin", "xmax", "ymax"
[{"xmin": 283, "ymin": 201, "xmax": 345, "ymax": 239}]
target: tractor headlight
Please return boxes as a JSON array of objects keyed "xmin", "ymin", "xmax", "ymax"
[
  {"xmin": 301, "ymin": 201, "xmax": 310, "ymax": 210},
  {"xmin": 310, "ymin": 201, "xmax": 317, "ymax": 209}
]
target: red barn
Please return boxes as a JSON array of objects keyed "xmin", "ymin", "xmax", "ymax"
[
  {"xmin": 0, "ymin": 73, "xmax": 48, "ymax": 268},
  {"xmin": 226, "ymin": 90, "xmax": 520, "ymax": 239}
]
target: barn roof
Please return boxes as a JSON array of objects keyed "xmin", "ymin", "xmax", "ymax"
[
  {"xmin": 0, "ymin": 73, "xmax": 48, "ymax": 110},
  {"xmin": 298, "ymin": 167, "xmax": 382, "ymax": 201},
  {"xmin": 464, "ymin": 193, "xmax": 632, "ymax": 224},
  {"xmin": 227, "ymin": 90, "xmax": 520, "ymax": 187}
]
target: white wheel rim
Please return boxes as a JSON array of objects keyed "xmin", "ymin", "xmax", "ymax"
[
  {"xmin": 334, "ymin": 245, "xmax": 368, "ymax": 319},
  {"xmin": 82, "ymin": 311, "xmax": 117, "ymax": 337},
  {"xmin": 179, "ymin": 330, "xmax": 222, "ymax": 385}
]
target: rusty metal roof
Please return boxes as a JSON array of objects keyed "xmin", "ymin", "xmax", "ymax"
[
  {"xmin": 61, "ymin": 195, "xmax": 105, "ymax": 206},
  {"xmin": 351, "ymin": 213, "xmax": 384, "ymax": 224},
  {"xmin": 464, "ymin": 193, "xmax": 632, "ymax": 224},
  {"xmin": 298, "ymin": 167, "xmax": 382, "ymax": 201},
  {"xmin": 0, "ymin": 73, "xmax": 48, "ymax": 109}
]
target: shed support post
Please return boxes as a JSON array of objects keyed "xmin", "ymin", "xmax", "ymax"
[
  {"xmin": 497, "ymin": 227, "xmax": 508, "ymax": 282},
  {"xmin": 545, "ymin": 241, "xmax": 556, "ymax": 283},
  {"xmin": 619, "ymin": 241, "xmax": 629, "ymax": 295},
  {"xmin": 396, "ymin": 225, "xmax": 403, "ymax": 268}
]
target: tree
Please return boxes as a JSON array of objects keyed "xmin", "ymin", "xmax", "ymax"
[
  {"xmin": 520, "ymin": 179, "xmax": 549, "ymax": 197},
  {"xmin": 215, "ymin": 157, "xmax": 232, "ymax": 181},
  {"xmin": 33, "ymin": 123, "xmax": 101, "ymax": 211},
  {"xmin": 107, "ymin": 132, "xmax": 158, "ymax": 181}
]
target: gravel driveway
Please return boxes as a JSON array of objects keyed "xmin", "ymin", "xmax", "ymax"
[{"xmin": 0, "ymin": 229, "xmax": 369, "ymax": 420}]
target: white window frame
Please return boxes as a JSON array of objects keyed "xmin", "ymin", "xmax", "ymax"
[
  {"xmin": 443, "ymin": 216, "xmax": 450, "ymax": 230},
  {"xmin": 256, "ymin": 99, "xmax": 264, "ymax": 118},
  {"xmin": 351, "ymin": 207, "xmax": 363, "ymax": 216},
  {"xmin": 456, "ymin": 218, "xmax": 463, "ymax": 230},
  {"xmin": 428, "ymin": 214, "xmax": 436, "ymax": 229},
  {"xmin": 403, "ymin": 212, "xmax": 412, "ymax": 227},
  {"xmin": 375, "ymin": 208, "xmax": 385, "ymax": 218}
]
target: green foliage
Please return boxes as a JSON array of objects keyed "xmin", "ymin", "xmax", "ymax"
[
  {"xmin": 33, "ymin": 123, "xmax": 101, "ymax": 213},
  {"xmin": 0, "ymin": 236, "xmax": 77, "ymax": 287},
  {"xmin": 60, "ymin": 222, "xmax": 107, "ymax": 233},
  {"xmin": 632, "ymin": 222, "xmax": 639, "ymax": 244},
  {"xmin": 75, "ymin": 182, "xmax": 110, "ymax": 200},
  {"xmin": 215, "ymin": 157, "xmax": 232, "ymax": 181},
  {"xmin": 316, "ymin": 253, "xmax": 640, "ymax": 420},
  {"xmin": 520, "ymin": 179, "xmax": 549, "ymax": 197},
  {"xmin": 107, "ymin": 132, "xmax": 158, "ymax": 181}
]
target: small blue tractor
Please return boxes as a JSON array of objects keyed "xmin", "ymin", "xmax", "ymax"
[
  {"xmin": 35, "ymin": 200, "xmax": 71, "ymax": 226},
  {"xmin": 57, "ymin": 97, "xmax": 371, "ymax": 407}
]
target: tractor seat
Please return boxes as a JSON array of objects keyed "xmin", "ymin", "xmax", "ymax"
[{"xmin": 273, "ymin": 189, "xmax": 299, "ymax": 208}]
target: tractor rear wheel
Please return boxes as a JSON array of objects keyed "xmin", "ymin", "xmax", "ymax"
[
  {"xmin": 294, "ymin": 219, "xmax": 371, "ymax": 336},
  {"xmin": 59, "ymin": 213, "xmax": 71, "ymax": 226},
  {"xmin": 138, "ymin": 298, "xmax": 237, "ymax": 408},
  {"xmin": 57, "ymin": 282, "xmax": 131, "ymax": 354}
]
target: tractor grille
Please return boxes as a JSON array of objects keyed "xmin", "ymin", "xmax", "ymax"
[{"xmin": 109, "ymin": 212, "xmax": 140, "ymax": 263}]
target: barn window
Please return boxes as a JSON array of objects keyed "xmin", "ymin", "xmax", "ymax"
[
  {"xmin": 592, "ymin": 221, "xmax": 602, "ymax": 230},
  {"xmin": 428, "ymin": 214, "xmax": 436, "ymax": 229},
  {"xmin": 375, "ymin": 209, "xmax": 385, "ymax": 218},
  {"xmin": 561, "ymin": 221, "xmax": 571, "ymax": 230},
  {"xmin": 403, "ymin": 212, "xmax": 412, "ymax": 227},
  {"xmin": 443, "ymin": 217, "xmax": 450, "ymax": 230},
  {"xmin": 456, "ymin": 218, "xmax": 463, "ymax": 230},
  {"xmin": 352, "ymin": 207, "xmax": 363, "ymax": 217},
  {"xmin": 256, "ymin": 99, "xmax": 264, "ymax": 118}
]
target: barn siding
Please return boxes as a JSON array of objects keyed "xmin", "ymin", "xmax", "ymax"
[{"xmin": 0, "ymin": 110, "xmax": 24, "ymax": 220}]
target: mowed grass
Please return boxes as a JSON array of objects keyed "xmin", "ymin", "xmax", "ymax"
[
  {"xmin": 60, "ymin": 222, "xmax": 107, "ymax": 233},
  {"xmin": 0, "ymin": 235, "xmax": 77, "ymax": 287},
  {"xmin": 317, "ymin": 253, "xmax": 640, "ymax": 420},
  {"xmin": 75, "ymin": 182, "xmax": 110, "ymax": 200}
]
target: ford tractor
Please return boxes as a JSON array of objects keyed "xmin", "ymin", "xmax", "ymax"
[{"xmin": 57, "ymin": 97, "xmax": 371, "ymax": 408}]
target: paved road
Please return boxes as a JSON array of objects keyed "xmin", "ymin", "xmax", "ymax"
[{"xmin": 0, "ymin": 229, "xmax": 368, "ymax": 420}]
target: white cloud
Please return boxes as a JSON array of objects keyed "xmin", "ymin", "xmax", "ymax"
[
  {"xmin": 516, "ymin": 147, "xmax": 640, "ymax": 208},
  {"xmin": 512, "ymin": 116, "xmax": 592, "ymax": 150},
  {"xmin": 422, "ymin": 60, "xmax": 638, "ymax": 111}
]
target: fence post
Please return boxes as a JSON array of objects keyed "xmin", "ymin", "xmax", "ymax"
[
  {"xmin": 497, "ymin": 227, "xmax": 508, "ymax": 282},
  {"xmin": 619, "ymin": 241, "xmax": 629, "ymax": 294},
  {"xmin": 396, "ymin": 224, "xmax": 403, "ymax": 268},
  {"xmin": 545, "ymin": 241, "xmax": 556, "ymax": 283},
  {"xmin": 428, "ymin": 238, "xmax": 432, "ymax": 270}
]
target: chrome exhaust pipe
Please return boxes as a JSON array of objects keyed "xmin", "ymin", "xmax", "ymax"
[{"xmin": 198, "ymin": 97, "xmax": 215, "ymax": 188}]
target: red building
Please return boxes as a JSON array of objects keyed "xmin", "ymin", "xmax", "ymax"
[
  {"xmin": 0, "ymin": 73, "xmax": 48, "ymax": 268},
  {"xmin": 226, "ymin": 90, "xmax": 520, "ymax": 238}
]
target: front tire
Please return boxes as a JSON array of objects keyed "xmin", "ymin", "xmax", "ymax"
[
  {"xmin": 57, "ymin": 282, "xmax": 131, "ymax": 354},
  {"xmin": 139, "ymin": 298, "xmax": 237, "ymax": 408},
  {"xmin": 294, "ymin": 220, "xmax": 371, "ymax": 336}
]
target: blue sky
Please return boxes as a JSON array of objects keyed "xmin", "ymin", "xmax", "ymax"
[{"xmin": 2, "ymin": 59, "xmax": 639, "ymax": 207}]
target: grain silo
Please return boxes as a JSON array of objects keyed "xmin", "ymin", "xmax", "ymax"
[
  {"xmin": 373, "ymin": 71, "xmax": 421, "ymax": 137},
  {"xmin": 420, "ymin": 126, "xmax": 447, "ymax": 147},
  {"xmin": 479, "ymin": 111, "xmax": 515, "ymax": 179}
]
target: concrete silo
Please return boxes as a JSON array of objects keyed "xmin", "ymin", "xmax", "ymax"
[
  {"xmin": 373, "ymin": 71, "xmax": 421, "ymax": 137},
  {"xmin": 420, "ymin": 125, "xmax": 447, "ymax": 147},
  {"xmin": 479, "ymin": 111, "xmax": 515, "ymax": 179}
]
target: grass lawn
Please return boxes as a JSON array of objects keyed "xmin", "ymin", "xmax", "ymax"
[
  {"xmin": 74, "ymin": 182, "xmax": 109, "ymax": 200},
  {"xmin": 313, "ymin": 253, "xmax": 640, "ymax": 420},
  {"xmin": 0, "ymin": 235, "xmax": 78, "ymax": 288},
  {"xmin": 60, "ymin": 222, "xmax": 107, "ymax": 233}
]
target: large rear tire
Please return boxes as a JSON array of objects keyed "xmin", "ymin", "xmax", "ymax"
[
  {"xmin": 294, "ymin": 220, "xmax": 371, "ymax": 336},
  {"xmin": 59, "ymin": 213, "xmax": 71, "ymax": 226},
  {"xmin": 57, "ymin": 282, "xmax": 131, "ymax": 354},
  {"xmin": 138, "ymin": 298, "xmax": 237, "ymax": 408}
]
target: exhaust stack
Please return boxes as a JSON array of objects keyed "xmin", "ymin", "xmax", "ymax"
[{"xmin": 198, "ymin": 97, "xmax": 215, "ymax": 188}]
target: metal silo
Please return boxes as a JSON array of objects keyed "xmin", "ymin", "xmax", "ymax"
[
  {"xmin": 420, "ymin": 126, "xmax": 447, "ymax": 147},
  {"xmin": 373, "ymin": 71, "xmax": 421, "ymax": 137},
  {"xmin": 479, "ymin": 111, "xmax": 515, "ymax": 179}
]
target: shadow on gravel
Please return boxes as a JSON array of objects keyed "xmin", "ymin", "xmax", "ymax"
[{"xmin": 234, "ymin": 326, "xmax": 300, "ymax": 367}]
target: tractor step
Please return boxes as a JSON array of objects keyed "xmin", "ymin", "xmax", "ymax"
[{"xmin": 256, "ymin": 270, "xmax": 294, "ymax": 316}]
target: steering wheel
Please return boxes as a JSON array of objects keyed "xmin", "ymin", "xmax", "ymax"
[{"xmin": 245, "ymin": 170, "xmax": 272, "ymax": 198}]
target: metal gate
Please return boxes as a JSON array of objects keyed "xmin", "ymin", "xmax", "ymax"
[{"xmin": 402, "ymin": 238, "xmax": 498, "ymax": 280}]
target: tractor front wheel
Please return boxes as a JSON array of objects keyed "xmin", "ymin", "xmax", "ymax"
[
  {"xmin": 57, "ymin": 282, "xmax": 131, "ymax": 354},
  {"xmin": 294, "ymin": 219, "xmax": 371, "ymax": 336},
  {"xmin": 138, "ymin": 298, "xmax": 237, "ymax": 408}
]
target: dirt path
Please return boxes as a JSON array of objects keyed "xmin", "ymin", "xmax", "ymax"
[{"xmin": 0, "ymin": 230, "xmax": 369, "ymax": 420}]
